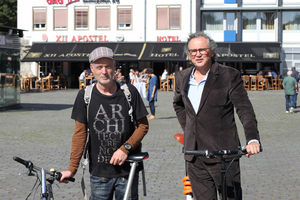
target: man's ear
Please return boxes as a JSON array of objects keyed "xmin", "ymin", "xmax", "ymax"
[{"xmin": 90, "ymin": 64, "xmax": 94, "ymax": 73}]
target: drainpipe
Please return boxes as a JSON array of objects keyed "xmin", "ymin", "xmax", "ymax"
[
  {"xmin": 144, "ymin": 0, "xmax": 147, "ymax": 41},
  {"xmin": 190, "ymin": 0, "xmax": 192, "ymax": 33}
]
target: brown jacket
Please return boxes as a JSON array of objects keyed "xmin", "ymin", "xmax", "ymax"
[{"xmin": 173, "ymin": 62, "xmax": 260, "ymax": 162}]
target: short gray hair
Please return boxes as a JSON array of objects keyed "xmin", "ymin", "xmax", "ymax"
[
  {"xmin": 287, "ymin": 70, "xmax": 292, "ymax": 76},
  {"xmin": 185, "ymin": 32, "xmax": 217, "ymax": 60}
]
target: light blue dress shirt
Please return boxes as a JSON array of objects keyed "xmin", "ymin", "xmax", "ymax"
[{"xmin": 186, "ymin": 68, "xmax": 210, "ymax": 113}]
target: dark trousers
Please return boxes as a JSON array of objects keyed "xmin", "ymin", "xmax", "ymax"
[
  {"xmin": 149, "ymin": 100, "xmax": 155, "ymax": 116},
  {"xmin": 187, "ymin": 157, "xmax": 242, "ymax": 200}
]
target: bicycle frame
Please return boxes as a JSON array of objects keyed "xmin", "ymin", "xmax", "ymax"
[
  {"xmin": 185, "ymin": 148, "xmax": 246, "ymax": 200},
  {"xmin": 124, "ymin": 152, "xmax": 149, "ymax": 200}
]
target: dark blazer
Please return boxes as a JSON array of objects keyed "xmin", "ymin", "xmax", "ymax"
[{"xmin": 173, "ymin": 62, "xmax": 260, "ymax": 162}]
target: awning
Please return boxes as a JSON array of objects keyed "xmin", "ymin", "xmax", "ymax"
[
  {"xmin": 21, "ymin": 42, "xmax": 188, "ymax": 62},
  {"xmin": 21, "ymin": 42, "xmax": 281, "ymax": 63},
  {"xmin": 215, "ymin": 42, "xmax": 281, "ymax": 63}
]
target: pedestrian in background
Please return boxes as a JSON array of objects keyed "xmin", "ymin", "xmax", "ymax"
[
  {"xmin": 146, "ymin": 68, "xmax": 158, "ymax": 120},
  {"xmin": 283, "ymin": 70, "xmax": 298, "ymax": 113},
  {"xmin": 292, "ymin": 66, "xmax": 299, "ymax": 108}
]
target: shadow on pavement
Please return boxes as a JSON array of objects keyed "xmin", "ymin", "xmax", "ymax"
[{"xmin": 18, "ymin": 103, "xmax": 73, "ymax": 111}]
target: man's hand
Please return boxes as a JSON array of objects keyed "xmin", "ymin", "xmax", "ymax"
[
  {"xmin": 110, "ymin": 149, "xmax": 128, "ymax": 166},
  {"xmin": 59, "ymin": 171, "xmax": 74, "ymax": 183},
  {"xmin": 245, "ymin": 142, "xmax": 261, "ymax": 158}
]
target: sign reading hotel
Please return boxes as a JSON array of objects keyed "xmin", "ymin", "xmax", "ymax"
[{"xmin": 157, "ymin": 36, "xmax": 181, "ymax": 42}]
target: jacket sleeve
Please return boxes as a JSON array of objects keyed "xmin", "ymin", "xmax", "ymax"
[
  {"xmin": 229, "ymin": 71, "xmax": 260, "ymax": 144},
  {"xmin": 173, "ymin": 73, "xmax": 186, "ymax": 132},
  {"xmin": 67, "ymin": 120, "xmax": 87, "ymax": 175},
  {"xmin": 119, "ymin": 116, "xmax": 149, "ymax": 154}
]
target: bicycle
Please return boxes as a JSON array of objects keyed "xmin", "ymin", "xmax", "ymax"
[
  {"xmin": 13, "ymin": 156, "xmax": 75, "ymax": 200},
  {"xmin": 14, "ymin": 152, "xmax": 149, "ymax": 200},
  {"xmin": 174, "ymin": 133, "xmax": 257, "ymax": 200}
]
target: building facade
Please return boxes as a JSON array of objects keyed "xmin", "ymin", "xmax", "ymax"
[
  {"xmin": 197, "ymin": 0, "xmax": 300, "ymax": 76},
  {"xmin": 18, "ymin": 0, "xmax": 196, "ymax": 88}
]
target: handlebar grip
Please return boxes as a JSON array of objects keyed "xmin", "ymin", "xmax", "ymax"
[
  {"xmin": 55, "ymin": 172, "xmax": 75, "ymax": 182},
  {"xmin": 13, "ymin": 156, "xmax": 30, "ymax": 168},
  {"xmin": 185, "ymin": 150, "xmax": 208, "ymax": 156}
]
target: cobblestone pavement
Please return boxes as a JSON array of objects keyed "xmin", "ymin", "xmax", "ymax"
[{"xmin": 1, "ymin": 88, "xmax": 300, "ymax": 200}]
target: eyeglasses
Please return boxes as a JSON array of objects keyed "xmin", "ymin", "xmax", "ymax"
[{"xmin": 188, "ymin": 48, "xmax": 210, "ymax": 56}]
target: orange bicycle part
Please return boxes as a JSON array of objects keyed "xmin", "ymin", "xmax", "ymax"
[
  {"xmin": 182, "ymin": 176, "xmax": 193, "ymax": 195},
  {"xmin": 174, "ymin": 133, "xmax": 184, "ymax": 145}
]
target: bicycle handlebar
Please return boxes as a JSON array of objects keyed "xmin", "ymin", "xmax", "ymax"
[
  {"xmin": 13, "ymin": 156, "xmax": 75, "ymax": 182},
  {"xmin": 185, "ymin": 147, "xmax": 247, "ymax": 158}
]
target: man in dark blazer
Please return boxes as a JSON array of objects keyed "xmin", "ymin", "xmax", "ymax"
[{"xmin": 173, "ymin": 32, "xmax": 261, "ymax": 200}]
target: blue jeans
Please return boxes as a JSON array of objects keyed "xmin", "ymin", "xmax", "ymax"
[
  {"xmin": 90, "ymin": 174, "xmax": 139, "ymax": 200},
  {"xmin": 285, "ymin": 94, "xmax": 295, "ymax": 111},
  {"xmin": 149, "ymin": 100, "xmax": 155, "ymax": 116},
  {"xmin": 294, "ymin": 92, "xmax": 298, "ymax": 107}
]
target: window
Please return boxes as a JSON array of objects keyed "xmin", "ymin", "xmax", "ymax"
[
  {"xmin": 226, "ymin": 12, "xmax": 235, "ymax": 30},
  {"xmin": 261, "ymin": 12, "xmax": 276, "ymax": 30},
  {"xmin": 117, "ymin": 6, "xmax": 132, "ymax": 30},
  {"xmin": 75, "ymin": 7, "xmax": 88, "ymax": 30},
  {"xmin": 243, "ymin": 12, "xmax": 257, "ymax": 30},
  {"xmin": 157, "ymin": 5, "xmax": 181, "ymax": 30},
  {"xmin": 33, "ymin": 8, "xmax": 46, "ymax": 30},
  {"xmin": 202, "ymin": 12, "xmax": 223, "ymax": 30},
  {"xmin": 283, "ymin": 11, "xmax": 300, "ymax": 30},
  {"xmin": 54, "ymin": 7, "xmax": 67, "ymax": 30},
  {"xmin": 96, "ymin": 7, "xmax": 110, "ymax": 29}
]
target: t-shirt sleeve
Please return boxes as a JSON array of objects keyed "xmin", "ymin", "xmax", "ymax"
[
  {"xmin": 128, "ymin": 84, "xmax": 148, "ymax": 120},
  {"xmin": 71, "ymin": 89, "xmax": 87, "ymax": 124}
]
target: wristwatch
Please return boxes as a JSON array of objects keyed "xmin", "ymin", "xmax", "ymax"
[{"xmin": 124, "ymin": 143, "xmax": 132, "ymax": 151}]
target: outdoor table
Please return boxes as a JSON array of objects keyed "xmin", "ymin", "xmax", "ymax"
[
  {"xmin": 41, "ymin": 76, "xmax": 53, "ymax": 92},
  {"xmin": 20, "ymin": 77, "xmax": 30, "ymax": 91},
  {"xmin": 264, "ymin": 75, "xmax": 274, "ymax": 90},
  {"xmin": 167, "ymin": 76, "xmax": 175, "ymax": 91},
  {"xmin": 84, "ymin": 76, "xmax": 94, "ymax": 87}
]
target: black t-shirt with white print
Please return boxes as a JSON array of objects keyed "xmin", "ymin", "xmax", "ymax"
[{"xmin": 71, "ymin": 82, "xmax": 148, "ymax": 178}]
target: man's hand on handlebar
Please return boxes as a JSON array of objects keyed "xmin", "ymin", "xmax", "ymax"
[
  {"xmin": 245, "ymin": 142, "xmax": 261, "ymax": 158},
  {"xmin": 59, "ymin": 171, "xmax": 74, "ymax": 183}
]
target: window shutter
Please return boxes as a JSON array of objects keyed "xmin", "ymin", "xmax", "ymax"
[
  {"xmin": 169, "ymin": 7, "xmax": 180, "ymax": 29},
  {"xmin": 34, "ymin": 9, "xmax": 46, "ymax": 24},
  {"xmin": 118, "ymin": 8, "xmax": 131, "ymax": 24},
  {"xmin": 157, "ymin": 7, "xmax": 168, "ymax": 29},
  {"xmin": 97, "ymin": 8, "xmax": 110, "ymax": 28},
  {"xmin": 54, "ymin": 9, "xmax": 67, "ymax": 28},
  {"xmin": 75, "ymin": 9, "xmax": 88, "ymax": 27}
]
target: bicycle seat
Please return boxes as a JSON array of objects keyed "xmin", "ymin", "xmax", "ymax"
[
  {"xmin": 174, "ymin": 133, "xmax": 184, "ymax": 145},
  {"xmin": 126, "ymin": 152, "xmax": 149, "ymax": 162}
]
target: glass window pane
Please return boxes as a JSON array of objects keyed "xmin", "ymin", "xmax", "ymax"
[
  {"xmin": 118, "ymin": 8, "xmax": 131, "ymax": 29},
  {"xmin": 169, "ymin": 7, "xmax": 180, "ymax": 29},
  {"xmin": 202, "ymin": 12, "xmax": 223, "ymax": 30},
  {"xmin": 226, "ymin": 12, "xmax": 235, "ymax": 30},
  {"xmin": 283, "ymin": 11, "xmax": 300, "ymax": 30},
  {"xmin": 75, "ymin": 9, "xmax": 88, "ymax": 29},
  {"xmin": 243, "ymin": 12, "xmax": 257, "ymax": 30},
  {"xmin": 261, "ymin": 12, "xmax": 275, "ymax": 30}
]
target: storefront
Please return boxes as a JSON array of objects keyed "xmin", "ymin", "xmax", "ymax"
[
  {"xmin": 21, "ymin": 41, "xmax": 281, "ymax": 88},
  {"xmin": 21, "ymin": 42, "xmax": 189, "ymax": 87}
]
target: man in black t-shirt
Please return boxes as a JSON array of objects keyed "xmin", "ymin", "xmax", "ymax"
[{"xmin": 60, "ymin": 47, "xmax": 149, "ymax": 200}]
